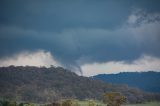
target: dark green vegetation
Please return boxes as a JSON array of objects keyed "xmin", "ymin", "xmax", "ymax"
[
  {"xmin": 0, "ymin": 66, "xmax": 160, "ymax": 104},
  {"xmin": 92, "ymin": 72, "xmax": 160, "ymax": 93},
  {"xmin": 103, "ymin": 92, "xmax": 126, "ymax": 106},
  {"xmin": 0, "ymin": 99, "xmax": 104, "ymax": 106},
  {"xmin": 1, "ymin": 99, "xmax": 160, "ymax": 106}
]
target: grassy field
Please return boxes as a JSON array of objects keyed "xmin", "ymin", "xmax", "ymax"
[
  {"xmin": 73, "ymin": 100, "xmax": 160, "ymax": 106},
  {"xmin": 1, "ymin": 99, "xmax": 160, "ymax": 106},
  {"xmin": 72, "ymin": 100, "xmax": 160, "ymax": 106},
  {"xmin": 72, "ymin": 100, "xmax": 105, "ymax": 106},
  {"xmin": 124, "ymin": 102, "xmax": 160, "ymax": 106},
  {"xmin": 19, "ymin": 101, "xmax": 160, "ymax": 106}
]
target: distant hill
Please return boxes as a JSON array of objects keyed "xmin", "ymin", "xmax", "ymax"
[
  {"xmin": 92, "ymin": 71, "xmax": 160, "ymax": 93},
  {"xmin": 0, "ymin": 66, "xmax": 160, "ymax": 103}
]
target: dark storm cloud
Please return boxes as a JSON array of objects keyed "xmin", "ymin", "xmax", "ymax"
[
  {"xmin": 0, "ymin": 0, "xmax": 160, "ymax": 69},
  {"xmin": 0, "ymin": 0, "xmax": 143, "ymax": 30}
]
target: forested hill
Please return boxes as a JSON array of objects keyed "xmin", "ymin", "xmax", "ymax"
[
  {"xmin": 0, "ymin": 66, "xmax": 160, "ymax": 103},
  {"xmin": 93, "ymin": 71, "xmax": 160, "ymax": 93}
]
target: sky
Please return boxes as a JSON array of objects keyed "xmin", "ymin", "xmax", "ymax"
[{"xmin": 0, "ymin": 0, "xmax": 160, "ymax": 76}]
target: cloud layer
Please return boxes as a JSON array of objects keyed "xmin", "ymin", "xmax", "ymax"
[
  {"xmin": 1, "ymin": 10, "xmax": 160, "ymax": 64},
  {"xmin": 1, "ymin": 50, "xmax": 159, "ymax": 77},
  {"xmin": 81, "ymin": 55, "xmax": 160, "ymax": 76},
  {"xmin": 0, "ymin": 50, "xmax": 61, "ymax": 67},
  {"xmin": 0, "ymin": 1, "xmax": 160, "ymax": 75}
]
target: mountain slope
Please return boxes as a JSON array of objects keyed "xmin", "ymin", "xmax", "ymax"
[
  {"xmin": 93, "ymin": 71, "xmax": 160, "ymax": 93},
  {"xmin": 0, "ymin": 66, "xmax": 160, "ymax": 103}
]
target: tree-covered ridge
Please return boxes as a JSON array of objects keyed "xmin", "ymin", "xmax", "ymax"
[
  {"xmin": 0, "ymin": 66, "xmax": 160, "ymax": 104},
  {"xmin": 93, "ymin": 72, "xmax": 160, "ymax": 93}
]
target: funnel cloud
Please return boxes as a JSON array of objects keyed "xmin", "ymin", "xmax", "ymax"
[{"xmin": 0, "ymin": 0, "xmax": 160, "ymax": 76}]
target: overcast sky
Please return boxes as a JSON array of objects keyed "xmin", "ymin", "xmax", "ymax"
[{"xmin": 0, "ymin": 0, "xmax": 160, "ymax": 76}]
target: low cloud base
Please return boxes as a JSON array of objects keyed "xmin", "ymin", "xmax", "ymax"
[{"xmin": 81, "ymin": 55, "xmax": 160, "ymax": 76}]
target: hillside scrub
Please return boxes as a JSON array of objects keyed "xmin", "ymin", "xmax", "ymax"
[{"xmin": 0, "ymin": 66, "xmax": 160, "ymax": 103}]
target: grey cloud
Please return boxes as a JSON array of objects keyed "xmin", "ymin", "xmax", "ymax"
[
  {"xmin": 1, "ymin": 11, "xmax": 160, "ymax": 66},
  {"xmin": 0, "ymin": 0, "xmax": 160, "ymax": 73}
]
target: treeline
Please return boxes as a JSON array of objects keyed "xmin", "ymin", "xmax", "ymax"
[
  {"xmin": 0, "ymin": 66, "xmax": 160, "ymax": 104},
  {"xmin": 0, "ymin": 99, "xmax": 99, "ymax": 106},
  {"xmin": 0, "ymin": 92, "xmax": 127, "ymax": 106}
]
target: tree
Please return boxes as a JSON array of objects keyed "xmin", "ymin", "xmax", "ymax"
[
  {"xmin": 103, "ymin": 92, "xmax": 126, "ymax": 106},
  {"xmin": 47, "ymin": 102, "xmax": 61, "ymax": 106},
  {"xmin": 0, "ymin": 100, "xmax": 16, "ymax": 106},
  {"xmin": 61, "ymin": 100, "xmax": 72, "ymax": 106}
]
